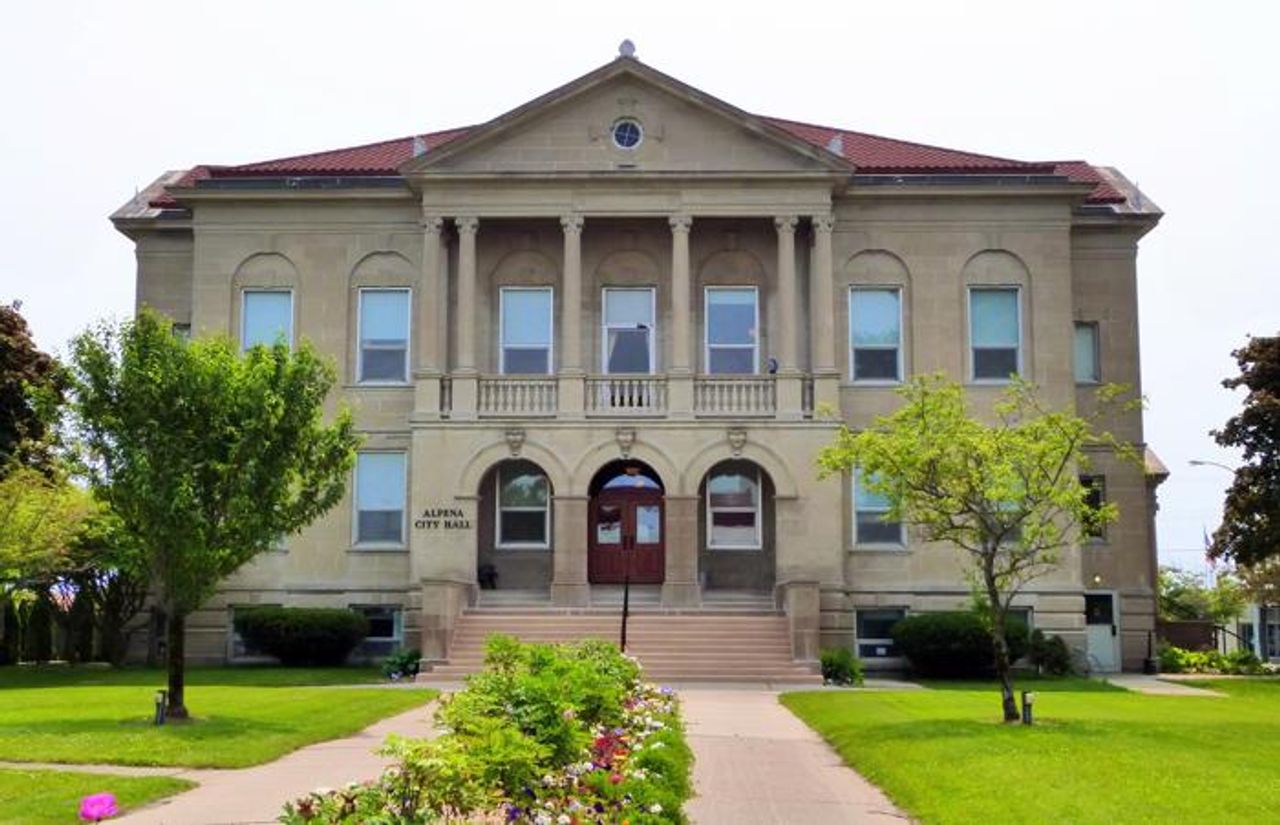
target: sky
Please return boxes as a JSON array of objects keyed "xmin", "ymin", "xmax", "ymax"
[{"xmin": 1, "ymin": 0, "xmax": 1276, "ymax": 567}]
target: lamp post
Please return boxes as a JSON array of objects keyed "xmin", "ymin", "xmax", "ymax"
[{"xmin": 1188, "ymin": 459, "xmax": 1234, "ymax": 473}]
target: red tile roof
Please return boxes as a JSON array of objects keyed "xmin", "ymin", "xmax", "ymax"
[{"xmin": 151, "ymin": 118, "xmax": 1125, "ymax": 207}]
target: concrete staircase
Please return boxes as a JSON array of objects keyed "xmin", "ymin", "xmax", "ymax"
[{"xmin": 418, "ymin": 599, "xmax": 820, "ymax": 685}]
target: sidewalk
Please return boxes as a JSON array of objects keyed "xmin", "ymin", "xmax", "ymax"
[
  {"xmin": 1105, "ymin": 674, "xmax": 1225, "ymax": 696},
  {"xmin": 682, "ymin": 689, "xmax": 910, "ymax": 824},
  {"xmin": 104, "ymin": 703, "xmax": 436, "ymax": 825}
]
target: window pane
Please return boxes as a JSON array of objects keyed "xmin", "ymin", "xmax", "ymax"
[
  {"xmin": 596, "ymin": 504, "xmax": 622, "ymax": 544},
  {"xmin": 857, "ymin": 609, "xmax": 905, "ymax": 640},
  {"xmin": 361, "ymin": 348, "xmax": 407, "ymax": 381},
  {"xmin": 857, "ymin": 514, "xmax": 903, "ymax": 544},
  {"xmin": 605, "ymin": 289, "xmax": 654, "ymax": 327},
  {"xmin": 357, "ymin": 453, "xmax": 406, "ymax": 511},
  {"xmin": 358, "ymin": 510, "xmax": 402, "ymax": 544},
  {"xmin": 360, "ymin": 290, "xmax": 409, "ymax": 346},
  {"xmin": 970, "ymin": 289, "xmax": 1019, "ymax": 347},
  {"xmin": 499, "ymin": 510, "xmax": 546, "ymax": 545},
  {"xmin": 502, "ymin": 289, "xmax": 552, "ymax": 346},
  {"xmin": 853, "ymin": 349, "xmax": 899, "ymax": 381},
  {"xmin": 607, "ymin": 329, "xmax": 651, "ymax": 373},
  {"xmin": 973, "ymin": 348, "xmax": 1019, "ymax": 380},
  {"xmin": 710, "ymin": 510, "xmax": 757, "ymax": 546},
  {"xmin": 1074, "ymin": 323, "xmax": 1099, "ymax": 383},
  {"xmin": 851, "ymin": 289, "xmax": 900, "ymax": 347},
  {"xmin": 708, "ymin": 347, "xmax": 755, "ymax": 374},
  {"xmin": 500, "ymin": 468, "xmax": 548, "ymax": 508},
  {"xmin": 709, "ymin": 472, "xmax": 757, "ymax": 509},
  {"xmin": 357, "ymin": 606, "xmax": 399, "ymax": 640},
  {"xmin": 503, "ymin": 348, "xmax": 550, "ymax": 374},
  {"xmin": 707, "ymin": 289, "xmax": 756, "ymax": 345},
  {"xmin": 242, "ymin": 291, "xmax": 292, "ymax": 349},
  {"xmin": 636, "ymin": 505, "xmax": 661, "ymax": 543},
  {"xmin": 854, "ymin": 471, "xmax": 891, "ymax": 510}
]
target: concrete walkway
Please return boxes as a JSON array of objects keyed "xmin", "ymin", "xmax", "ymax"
[
  {"xmin": 682, "ymin": 689, "xmax": 910, "ymax": 824},
  {"xmin": 86, "ymin": 703, "xmax": 438, "ymax": 824},
  {"xmin": 1105, "ymin": 674, "xmax": 1226, "ymax": 696}
]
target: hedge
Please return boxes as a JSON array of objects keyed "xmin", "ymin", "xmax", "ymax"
[{"xmin": 233, "ymin": 607, "xmax": 369, "ymax": 667}]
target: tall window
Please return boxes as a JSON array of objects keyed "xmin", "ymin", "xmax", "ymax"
[
  {"xmin": 856, "ymin": 608, "xmax": 906, "ymax": 658},
  {"xmin": 500, "ymin": 287, "xmax": 553, "ymax": 374},
  {"xmin": 849, "ymin": 288, "xmax": 902, "ymax": 382},
  {"xmin": 1074, "ymin": 322, "xmax": 1100, "ymax": 384},
  {"xmin": 969, "ymin": 287, "xmax": 1021, "ymax": 380},
  {"xmin": 1080, "ymin": 475, "xmax": 1106, "ymax": 540},
  {"xmin": 854, "ymin": 471, "xmax": 904, "ymax": 546},
  {"xmin": 358, "ymin": 289, "xmax": 410, "ymax": 383},
  {"xmin": 496, "ymin": 462, "xmax": 550, "ymax": 548},
  {"xmin": 705, "ymin": 287, "xmax": 758, "ymax": 374},
  {"xmin": 354, "ymin": 452, "xmax": 406, "ymax": 546},
  {"xmin": 241, "ymin": 289, "xmax": 293, "ymax": 351},
  {"xmin": 603, "ymin": 288, "xmax": 656, "ymax": 374},
  {"xmin": 707, "ymin": 462, "xmax": 761, "ymax": 549}
]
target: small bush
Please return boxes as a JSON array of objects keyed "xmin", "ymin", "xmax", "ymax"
[
  {"xmin": 1158, "ymin": 644, "xmax": 1265, "ymax": 675},
  {"xmin": 381, "ymin": 648, "xmax": 421, "ymax": 681},
  {"xmin": 1029, "ymin": 630, "xmax": 1074, "ymax": 676},
  {"xmin": 891, "ymin": 611, "xmax": 1031, "ymax": 678},
  {"xmin": 820, "ymin": 648, "xmax": 864, "ymax": 685},
  {"xmin": 234, "ymin": 607, "xmax": 369, "ymax": 667}
]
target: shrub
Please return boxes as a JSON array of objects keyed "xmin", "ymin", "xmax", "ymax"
[
  {"xmin": 820, "ymin": 647, "xmax": 864, "ymax": 685},
  {"xmin": 1029, "ymin": 630, "xmax": 1074, "ymax": 676},
  {"xmin": 1158, "ymin": 644, "xmax": 1265, "ymax": 675},
  {"xmin": 282, "ymin": 636, "xmax": 693, "ymax": 824},
  {"xmin": 891, "ymin": 611, "xmax": 1031, "ymax": 678},
  {"xmin": 381, "ymin": 648, "xmax": 422, "ymax": 681},
  {"xmin": 233, "ymin": 607, "xmax": 368, "ymax": 667}
]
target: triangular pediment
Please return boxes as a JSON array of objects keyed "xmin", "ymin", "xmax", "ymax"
[{"xmin": 402, "ymin": 59, "xmax": 853, "ymax": 178}]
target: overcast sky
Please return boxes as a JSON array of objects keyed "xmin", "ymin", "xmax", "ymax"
[{"xmin": 2, "ymin": 1, "xmax": 1276, "ymax": 567}]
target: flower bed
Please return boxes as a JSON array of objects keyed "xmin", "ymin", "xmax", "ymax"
[{"xmin": 282, "ymin": 635, "xmax": 693, "ymax": 824}]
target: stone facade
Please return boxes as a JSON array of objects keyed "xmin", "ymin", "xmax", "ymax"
[{"xmin": 112, "ymin": 52, "xmax": 1163, "ymax": 671}]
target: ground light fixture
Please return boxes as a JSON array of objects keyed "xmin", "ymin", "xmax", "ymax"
[
  {"xmin": 1020, "ymin": 691, "xmax": 1035, "ymax": 725},
  {"xmin": 154, "ymin": 690, "xmax": 168, "ymax": 726}
]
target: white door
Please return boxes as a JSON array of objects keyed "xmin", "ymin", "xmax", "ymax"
[{"xmin": 1085, "ymin": 592, "xmax": 1119, "ymax": 672}]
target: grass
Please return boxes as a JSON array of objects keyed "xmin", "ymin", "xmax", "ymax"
[
  {"xmin": 0, "ymin": 767, "xmax": 193, "ymax": 824},
  {"xmin": 0, "ymin": 666, "xmax": 436, "ymax": 768},
  {"xmin": 782, "ymin": 677, "xmax": 1280, "ymax": 824}
]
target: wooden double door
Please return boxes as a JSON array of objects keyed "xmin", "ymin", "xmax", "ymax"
[{"xmin": 588, "ymin": 488, "xmax": 665, "ymax": 584}]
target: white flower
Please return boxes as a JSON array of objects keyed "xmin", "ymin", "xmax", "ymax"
[
  {"xmin": 534, "ymin": 814, "xmax": 552, "ymax": 825},
  {"xmin": 649, "ymin": 803, "xmax": 663, "ymax": 813},
  {"xmin": 312, "ymin": 787, "xmax": 334, "ymax": 796},
  {"xmin": 557, "ymin": 815, "xmax": 572, "ymax": 824}
]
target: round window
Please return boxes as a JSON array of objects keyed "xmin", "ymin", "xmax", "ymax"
[{"xmin": 611, "ymin": 118, "xmax": 643, "ymax": 150}]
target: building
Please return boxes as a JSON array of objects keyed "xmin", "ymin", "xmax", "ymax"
[{"xmin": 111, "ymin": 45, "xmax": 1165, "ymax": 674}]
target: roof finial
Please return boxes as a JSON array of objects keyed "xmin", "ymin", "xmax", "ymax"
[
  {"xmin": 411, "ymin": 135, "xmax": 427, "ymax": 157},
  {"xmin": 618, "ymin": 39, "xmax": 636, "ymax": 59},
  {"xmin": 826, "ymin": 135, "xmax": 844, "ymax": 155}
]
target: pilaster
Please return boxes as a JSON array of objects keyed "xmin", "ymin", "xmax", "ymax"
[
  {"xmin": 414, "ymin": 210, "xmax": 445, "ymax": 417},
  {"xmin": 551, "ymin": 495, "xmax": 590, "ymax": 606},
  {"xmin": 809, "ymin": 214, "xmax": 839, "ymax": 411},
  {"xmin": 669, "ymin": 215, "xmax": 694, "ymax": 418},
  {"xmin": 452, "ymin": 216, "xmax": 479, "ymax": 418},
  {"xmin": 661, "ymin": 494, "xmax": 701, "ymax": 607}
]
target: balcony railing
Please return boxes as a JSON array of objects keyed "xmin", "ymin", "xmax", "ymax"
[
  {"xmin": 693, "ymin": 375, "xmax": 776, "ymax": 417},
  {"xmin": 477, "ymin": 376, "xmax": 558, "ymax": 417},
  {"xmin": 585, "ymin": 375, "xmax": 667, "ymax": 416}
]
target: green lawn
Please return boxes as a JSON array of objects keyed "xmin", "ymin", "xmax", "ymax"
[
  {"xmin": 0, "ymin": 768, "xmax": 193, "ymax": 825},
  {"xmin": 0, "ymin": 666, "xmax": 436, "ymax": 768},
  {"xmin": 783, "ymin": 677, "xmax": 1280, "ymax": 825}
]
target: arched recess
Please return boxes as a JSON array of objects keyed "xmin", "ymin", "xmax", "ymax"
[
  {"xmin": 568, "ymin": 437, "xmax": 680, "ymax": 497},
  {"xmin": 696, "ymin": 249, "xmax": 768, "ymax": 374},
  {"xmin": 476, "ymin": 457, "xmax": 556, "ymax": 592},
  {"xmin": 839, "ymin": 250, "xmax": 913, "ymax": 382},
  {"xmin": 960, "ymin": 249, "xmax": 1033, "ymax": 381},
  {"xmin": 585, "ymin": 458, "xmax": 667, "ymax": 586},
  {"xmin": 456, "ymin": 438, "xmax": 571, "ymax": 501},
  {"xmin": 680, "ymin": 438, "xmax": 799, "ymax": 500},
  {"xmin": 230, "ymin": 252, "xmax": 300, "ymax": 343},
  {"xmin": 697, "ymin": 458, "xmax": 777, "ymax": 592},
  {"xmin": 348, "ymin": 251, "xmax": 418, "ymax": 384}
]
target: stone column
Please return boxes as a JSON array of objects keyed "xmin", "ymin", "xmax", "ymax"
[
  {"xmin": 809, "ymin": 214, "xmax": 839, "ymax": 411},
  {"xmin": 668, "ymin": 214, "xmax": 694, "ymax": 416},
  {"xmin": 551, "ymin": 495, "xmax": 590, "ymax": 606},
  {"xmin": 452, "ymin": 216, "xmax": 479, "ymax": 417},
  {"xmin": 661, "ymin": 494, "xmax": 701, "ymax": 607},
  {"xmin": 414, "ymin": 211, "xmax": 445, "ymax": 417},
  {"xmin": 774, "ymin": 215, "xmax": 804, "ymax": 418},
  {"xmin": 558, "ymin": 215, "xmax": 585, "ymax": 418}
]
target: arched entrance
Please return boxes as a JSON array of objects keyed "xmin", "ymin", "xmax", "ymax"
[
  {"xmin": 588, "ymin": 460, "xmax": 665, "ymax": 585},
  {"xmin": 476, "ymin": 459, "xmax": 554, "ymax": 592},
  {"xmin": 698, "ymin": 459, "xmax": 776, "ymax": 592}
]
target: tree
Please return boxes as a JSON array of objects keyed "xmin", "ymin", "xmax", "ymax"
[
  {"xmin": 0, "ymin": 302, "xmax": 67, "ymax": 474},
  {"xmin": 818, "ymin": 375, "xmax": 1134, "ymax": 721},
  {"xmin": 69, "ymin": 310, "xmax": 359, "ymax": 718},
  {"xmin": 1210, "ymin": 335, "xmax": 1280, "ymax": 566},
  {"xmin": 1158, "ymin": 566, "xmax": 1246, "ymax": 624},
  {"xmin": 62, "ymin": 508, "xmax": 151, "ymax": 665}
]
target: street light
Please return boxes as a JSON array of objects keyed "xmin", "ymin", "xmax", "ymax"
[{"xmin": 1188, "ymin": 459, "xmax": 1234, "ymax": 473}]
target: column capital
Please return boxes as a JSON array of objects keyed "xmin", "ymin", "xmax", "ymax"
[
  {"xmin": 774, "ymin": 215, "xmax": 799, "ymax": 233},
  {"xmin": 419, "ymin": 206, "xmax": 444, "ymax": 232},
  {"xmin": 811, "ymin": 213, "xmax": 835, "ymax": 234},
  {"xmin": 669, "ymin": 213, "xmax": 693, "ymax": 233},
  {"xmin": 455, "ymin": 216, "xmax": 479, "ymax": 235},
  {"xmin": 560, "ymin": 214, "xmax": 584, "ymax": 234}
]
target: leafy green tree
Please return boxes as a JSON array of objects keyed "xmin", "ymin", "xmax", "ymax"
[
  {"xmin": 1158, "ymin": 566, "xmax": 1246, "ymax": 624},
  {"xmin": 1239, "ymin": 558, "xmax": 1280, "ymax": 605},
  {"xmin": 64, "ymin": 509, "xmax": 151, "ymax": 665},
  {"xmin": 1210, "ymin": 335, "xmax": 1280, "ymax": 566},
  {"xmin": 0, "ymin": 302, "xmax": 66, "ymax": 474},
  {"xmin": 818, "ymin": 375, "xmax": 1133, "ymax": 721},
  {"xmin": 69, "ymin": 310, "xmax": 359, "ymax": 718}
]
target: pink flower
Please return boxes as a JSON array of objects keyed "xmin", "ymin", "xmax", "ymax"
[{"xmin": 79, "ymin": 793, "xmax": 119, "ymax": 821}]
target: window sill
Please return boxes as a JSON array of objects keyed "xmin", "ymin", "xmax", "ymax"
[
  {"xmin": 348, "ymin": 381, "xmax": 413, "ymax": 389},
  {"xmin": 495, "ymin": 544, "xmax": 551, "ymax": 552},
  {"xmin": 847, "ymin": 379, "xmax": 903, "ymax": 388},
  {"xmin": 349, "ymin": 545, "xmax": 409, "ymax": 553},
  {"xmin": 851, "ymin": 543, "xmax": 908, "ymax": 552},
  {"xmin": 706, "ymin": 544, "xmax": 764, "ymax": 552},
  {"xmin": 968, "ymin": 378, "xmax": 1020, "ymax": 386}
]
